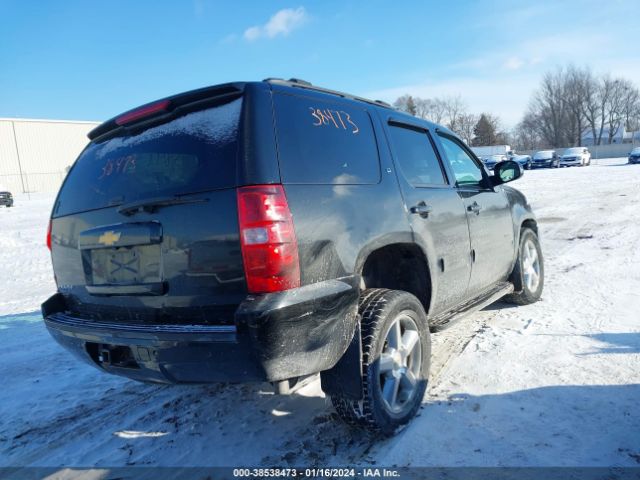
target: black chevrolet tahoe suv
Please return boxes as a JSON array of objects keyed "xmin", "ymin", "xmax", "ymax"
[{"xmin": 42, "ymin": 79, "xmax": 543, "ymax": 434}]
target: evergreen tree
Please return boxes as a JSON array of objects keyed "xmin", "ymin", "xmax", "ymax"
[{"xmin": 473, "ymin": 114, "xmax": 498, "ymax": 146}]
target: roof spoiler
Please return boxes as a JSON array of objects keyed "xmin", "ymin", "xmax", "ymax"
[{"xmin": 88, "ymin": 82, "xmax": 246, "ymax": 142}]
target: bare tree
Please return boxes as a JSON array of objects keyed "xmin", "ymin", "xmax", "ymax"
[
  {"xmin": 605, "ymin": 79, "xmax": 623, "ymax": 143},
  {"xmin": 622, "ymin": 83, "xmax": 640, "ymax": 132},
  {"xmin": 513, "ymin": 112, "xmax": 543, "ymax": 150},
  {"xmin": 523, "ymin": 65, "xmax": 640, "ymax": 147},
  {"xmin": 581, "ymin": 70, "xmax": 606, "ymax": 145},
  {"xmin": 451, "ymin": 113, "xmax": 478, "ymax": 145},
  {"xmin": 441, "ymin": 95, "xmax": 467, "ymax": 132},
  {"xmin": 562, "ymin": 65, "xmax": 589, "ymax": 146},
  {"xmin": 604, "ymin": 78, "xmax": 639, "ymax": 143},
  {"xmin": 413, "ymin": 98, "xmax": 447, "ymax": 124},
  {"xmin": 393, "ymin": 94, "xmax": 417, "ymax": 116},
  {"xmin": 528, "ymin": 69, "xmax": 572, "ymax": 147}
]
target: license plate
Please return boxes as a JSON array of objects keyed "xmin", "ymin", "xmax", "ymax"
[{"xmin": 88, "ymin": 245, "xmax": 161, "ymax": 285}]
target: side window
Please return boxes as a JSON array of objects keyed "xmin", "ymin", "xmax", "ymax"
[
  {"xmin": 438, "ymin": 135, "xmax": 484, "ymax": 187},
  {"xmin": 387, "ymin": 124, "xmax": 447, "ymax": 186},
  {"xmin": 273, "ymin": 93, "xmax": 380, "ymax": 184}
]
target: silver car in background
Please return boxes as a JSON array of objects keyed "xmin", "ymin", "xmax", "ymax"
[{"xmin": 560, "ymin": 147, "xmax": 591, "ymax": 167}]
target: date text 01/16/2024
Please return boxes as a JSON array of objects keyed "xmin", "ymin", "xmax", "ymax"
[{"xmin": 232, "ymin": 468, "xmax": 400, "ymax": 478}]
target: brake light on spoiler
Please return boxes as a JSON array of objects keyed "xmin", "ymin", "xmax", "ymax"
[
  {"xmin": 237, "ymin": 185, "xmax": 300, "ymax": 294},
  {"xmin": 115, "ymin": 99, "xmax": 171, "ymax": 126},
  {"xmin": 46, "ymin": 219, "xmax": 52, "ymax": 250}
]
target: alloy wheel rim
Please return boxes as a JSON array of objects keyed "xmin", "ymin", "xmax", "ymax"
[
  {"xmin": 378, "ymin": 313, "xmax": 422, "ymax": 414},
  {"xmin": 522, "ymin": 239, "xmax": 540, "ymax": 292}
]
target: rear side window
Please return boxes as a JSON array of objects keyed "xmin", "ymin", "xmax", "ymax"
[
  {"xmin": 273, "ymin": 93, "xmax": 380, "ymax": 184},
  {"xmin": 54, "ymin": 98, "xmax": 242, "ymax": 217},
  {"xmin": 387, "ymin": 124, "xmax": 447, "ymax": 186}
]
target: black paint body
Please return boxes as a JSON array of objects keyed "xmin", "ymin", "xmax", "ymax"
[{"xmin": 42, "ymin": 80, "xmax": 537, "ymax": 386}]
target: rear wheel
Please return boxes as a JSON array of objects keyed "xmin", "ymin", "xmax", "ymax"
[
  {"xmin": 505, "ymin": 228, "xmax": 544, "ymax": 305},
  {"xmin": 331, "ymin": 289, "xmax": 430, "ymax": 436}
]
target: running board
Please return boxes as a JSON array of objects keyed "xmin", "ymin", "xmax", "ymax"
[{"xmin": 429, "ymin": 281, "xmax": 514, "ymax": 331}]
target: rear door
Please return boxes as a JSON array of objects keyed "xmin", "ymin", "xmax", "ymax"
[
  {"xmin": 383, "ymin": 119, "xmax": 472, "ymax": 314},
  {"xmin": 51, "ymin": 96, "xmax": 248, "ymax": 325},
  {"xmin": 435, "ymin": 133, "xmax": 515, "ymax": 297}
]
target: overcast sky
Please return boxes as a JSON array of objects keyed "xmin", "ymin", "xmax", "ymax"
[{"xmin": 1, "ymin": 0, "xmax": 638, "ymax": 128}]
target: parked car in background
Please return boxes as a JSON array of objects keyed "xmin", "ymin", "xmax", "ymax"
[
  {"xmin": 471, "ymin": 145, "xmax": 531, "ymax": 170},
  {"xmin": 481, "ymin": 153, "xmax": 507, "ymax": 171},
  {"xmin": 508, "ymin": 152, "xmax": 532, "ymax": 170},
  {"xmin": 532, "ymin": 150, "xmax": 559, "ymax": 168},
  {"xmin": 471, "ymin": 145, "xmax": 512, "ymax": 158},
  {"xmin": 560, "ymin": 147, "xmax": 591, "ymax": 167},
  {"xmin": 41, "ymin": 78, "xmax": 543, "ymax": 435},
  {"xmin": 629, "ymin": 147, "xmax": 640, "ymax": 164},
  {"xmin": 0, "ymin": 190, "xmax": 13, "ymax": 207}
]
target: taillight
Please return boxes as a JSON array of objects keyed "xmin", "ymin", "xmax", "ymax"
[
  {"xmin": 46, "ymin": 220, "xmax": 52, "ymax": 250},
  {"xmin": 237, "ymin": 185, "xmax": 300, "ymax": 294},
  {"xmin": 115, "ymin": 99, "xmax": 171, "ymax": 126}
]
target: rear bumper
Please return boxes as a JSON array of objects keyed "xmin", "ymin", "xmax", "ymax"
[
  {"xmin": 42, "ymin": 276, "xmax": 359, "ymax": 384},
  {"xmin": 0, "ymin": 198, "xmax": 13, "ymax": 206}
]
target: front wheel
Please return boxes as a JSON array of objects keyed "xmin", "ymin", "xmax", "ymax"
[
  {"xmin": 505, "ymin": 228, "xmax": 544, "ymax": 305},
  {"xmin": 331, "ymin": 289, "xmax": 430, "ymax": 436}
]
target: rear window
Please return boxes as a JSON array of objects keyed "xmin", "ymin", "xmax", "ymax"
[
  {"xmin": 386, "ymin": 124, "xmax": 447, "ymax": 186},
  {"xmin": 273, "ymin": 92, "xmax": 380, "ymax": 184},
  {"xmin": 54, "ymin": 98, "xmax": 242, "ymax": 217}
]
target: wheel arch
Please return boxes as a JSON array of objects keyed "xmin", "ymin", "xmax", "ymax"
[{"xmin": 356, "ymin": 239, "xmax": 434, "ymax": 316}]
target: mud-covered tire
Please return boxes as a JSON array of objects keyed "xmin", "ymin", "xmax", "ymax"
[
  {"xmin": 330, "ymin": 289, "xmax": 430, "ymax": 436},
  {"xmin": 505, "ymin": 228, "xmax": 544, "ymax": 305}
]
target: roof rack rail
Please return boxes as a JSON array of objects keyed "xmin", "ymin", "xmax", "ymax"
[
  {"xmin": 263, "ymin": 78, "xmax": 394, "ymax": 110},
  {"xmin": 263, "ymin": 77, "xmax": 312, "ymax": 86}
]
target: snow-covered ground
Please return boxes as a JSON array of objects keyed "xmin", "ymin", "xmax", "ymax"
[{"xmin": 1, "ymin": 158, "xmax": 639, "ymax": 470}]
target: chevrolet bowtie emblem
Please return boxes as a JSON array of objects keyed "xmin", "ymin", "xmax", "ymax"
[{"xmin": 98, "ymin": 231, "xmax": 121, "ymax": 246}]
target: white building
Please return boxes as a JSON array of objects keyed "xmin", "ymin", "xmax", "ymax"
[
  {"xmin": 581, "ymin": 126, "xmax": 640, "ymax": 146},
  {"xmin": 0, "ymin": 118, "xmax": 99, "ymax": 193}
]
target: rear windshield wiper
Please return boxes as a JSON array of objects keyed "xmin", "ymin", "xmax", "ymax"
[{"xmin": 117, "ymin": 196, "xmax": 208, "ymax": 216}]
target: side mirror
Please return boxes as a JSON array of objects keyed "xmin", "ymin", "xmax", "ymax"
[{"xmin": 492, "ymin": 160, "xmax": 523, "ymax": 185}]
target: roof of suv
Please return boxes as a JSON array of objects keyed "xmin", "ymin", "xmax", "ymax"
[
  {"xmin": 89, "ymin": 78, "xmax": 451, "ymax": 143},
  {"xmin": 264, "ymin": 78, "xmax": 393, "ymax": 109}
]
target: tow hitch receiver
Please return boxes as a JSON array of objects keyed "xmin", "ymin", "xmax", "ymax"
[{"xmin": 89, "ymin": 343, "xmax": 139, "ymax": 369}]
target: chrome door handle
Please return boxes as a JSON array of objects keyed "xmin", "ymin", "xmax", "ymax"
[
  {"xmin": 467, "ymin": 201, "xmax": 481, "ymax": 215},
  {"xmin": 410, "ymin": 202, "xmax": 433, "ymax": 218}
]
